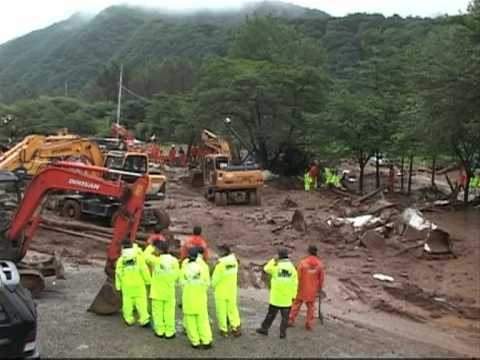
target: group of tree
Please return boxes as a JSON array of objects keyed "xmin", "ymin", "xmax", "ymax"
[{"xmin": 0, "ymin": 2, "xmax": 479, "ymax": 203}]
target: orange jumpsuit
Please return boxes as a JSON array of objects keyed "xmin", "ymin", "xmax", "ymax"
[
  {"xmin": 168, "ymin": 148, "xmax": 177, "ymax": 165},
  {"xmin": 308, "ymin": 165, "xmax": 320, "ymax": 189},
  {"xmin": 179, "ymin": 235, "xmax": 209, "ymax": 262},
  {"xmin": 146, "ymin": 233, "xmax": 166, "ymax": 245},
  {"xmin": 288, "ymin": 255, "xmax": 324, "ymax": 330}
]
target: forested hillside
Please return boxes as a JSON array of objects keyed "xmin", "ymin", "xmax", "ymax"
[
  {"xmin": 0, "ymin": 2, "xmax": 327, "ymax": 102},
  {"xmin": 0, "ymin": 1, "xmax": 478, "ymax": 200}
]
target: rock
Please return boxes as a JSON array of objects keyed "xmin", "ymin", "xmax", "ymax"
[
  {"xmin": 360, "ymin": 230, "xmax": 386, "ymax": 252},
  {"xmin": 291, "ymin": 210, "xmax": 307, "ymax": 232},
  {"xmin": 367, "ymin": 257, "xmax": 375, "ymax": 262}
]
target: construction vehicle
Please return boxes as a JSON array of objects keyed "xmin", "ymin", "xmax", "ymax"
[
  {"xmin": 0, "ymin": 161, "xmax": 150, "ymax": 314},
  {"xmin": 0, "ymin": 261, "xmax": 39, "ymax": 358},
  {"xmin": 58, "ymin": 151, "xmax": 169, "ymax": 228},
  {"xmin": 111, "ymin": 123, "xmax": 164, "ymax": 164},
  {"xmin": 189, "ymin": 129, "xmax": 264, "ymax": 206},
  {"xmin": 0, "ymin": 134, "xmax": 104, "ymax": 176},
  {"xmin": 0, "ymin": 134, "xmax": 168, "ymax": 227}
]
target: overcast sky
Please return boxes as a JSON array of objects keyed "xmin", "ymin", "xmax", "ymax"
[{"xmin": 0, "ymin": 0, "xmax": 470, "ymax": 44}]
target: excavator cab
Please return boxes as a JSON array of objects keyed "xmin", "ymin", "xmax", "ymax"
[{"xmin": 104, "ymin": 152, "xmax": 147, "ymax": 183}]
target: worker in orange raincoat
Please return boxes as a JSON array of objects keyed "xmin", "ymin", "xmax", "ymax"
[
  {"xmin": 308, "ymin": 162, "xmax": 320, "ymax": 189},
  {"xmin": 168, "ymin": 145, "xmax": 177, "ymax": 165},
  {"xmin": 288, "ymin": 245, "xmax": 325, "ymax": 330},
  {"xmin": 144, "ymin": 224, "xmax": 167, "ymax": 257},
  {"xmin": 180, "ymin": 226, "xmax": 209, "ymax": 262}
]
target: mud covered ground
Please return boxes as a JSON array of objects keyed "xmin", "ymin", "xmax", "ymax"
[{"xmin": 28, "ymin": 165, "xmax": 480, "ymax": 357}]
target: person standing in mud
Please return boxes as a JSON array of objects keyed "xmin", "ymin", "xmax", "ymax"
[
  {"xmin": 144, "ymin": 224, "xmax": 167, "ymax": 257},
  {"xmin": 145, "ymin": 240, "xmax": 179, "ymax": 339},
  {"xmin": 180, "ymin": 226, "xmax": 209, "ymax": 262},
  {"xmin": 304, "ymin": 164, "xmax": 313, "ymax": 191},
  {"xmin": 212, "ymin": 244, "xmax": 242, "ymax": 337},
  {"xmin": 309, "ymin": 162, "xmax": 320, "ymax": 190},
  {"xmin": 115, "ymin": 237, "xmax": 151, "ymax": 327},
  {"xmin": 288, "ymin": 245, "xmax": 325, "ymax": 331},
  {"xmin": 181, "ymin": 247, "xmax": 213, "ymax": 349},
  {"xmin": 256, "ymin": 248, "xmax": 298, "ymax": 339}
]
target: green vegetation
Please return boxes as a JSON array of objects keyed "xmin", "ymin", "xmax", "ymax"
[{"xmin": 0, "ymin": 1, "xmax": 479, "ymax": 202}]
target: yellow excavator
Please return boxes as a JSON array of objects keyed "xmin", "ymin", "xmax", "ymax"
[
  {"xmin": 0, "ymin": 134, "xmax": 166, "ymax": 198},
  {"xmin": 189, "ymin": 129, "xmax": 264, "ymax": 206},
  {"xmin": 0, "ymin": 133, "xmax": 169, "ymax": 227},
  {"xmin": 0, "ymin": 134, "xmax": 105, "ymax": 175}
]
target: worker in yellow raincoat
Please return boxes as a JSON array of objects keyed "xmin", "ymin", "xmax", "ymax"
[
  {"xmin": 145, "ymin": 240, "xmax": 179, "ymax": 339},
  {"xmin": 115, "ymin": 238, "xmax": 151, "ymax": 327},
  {"xmin": 181, "ymin": 247, "xmax": 213, "ymax": 349},
  {"xmin": 212, "ymin": 244, "xmax": 241, "ymax": 337},
  {"xmin": 256, "ymin": 248, "xmax": 298, "ymax": 339}
]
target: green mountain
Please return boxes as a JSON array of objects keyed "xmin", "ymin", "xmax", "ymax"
[{"xmin": 0, "ymin": 1, "xmax": 439, "ymax": 103}]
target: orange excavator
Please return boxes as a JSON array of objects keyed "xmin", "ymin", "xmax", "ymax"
[{"xmin": 0, "ymin": 161, "xmax": 149, "ymax": 314}]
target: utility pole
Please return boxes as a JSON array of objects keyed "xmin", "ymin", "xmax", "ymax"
[{"xmin": 116, "ymin": 64, "xmax": 123, "ymax": 126}]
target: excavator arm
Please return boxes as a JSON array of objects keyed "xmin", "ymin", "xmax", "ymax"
[
  {"xmin": 35, "ymin": 138, "xmax": 104, "ymax": 169},
  {"xmin": 2, "ymin": 161, "xmax": 148, "ymax": 272},
  {"xmin": 0, "ymin": 135, "xmax": 46, "ymax": 174},
  {"xmin": 0, "ymin": 135, "xmax": 105, "ymax": 176},
  {"xmin": 200, "ymin": 129, "xmax": 232, "ymax": 157}
]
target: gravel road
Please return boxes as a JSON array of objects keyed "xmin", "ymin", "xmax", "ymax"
[{"xmin": 35, "ymin": 266, "xmax": 461, "ymax": 358}]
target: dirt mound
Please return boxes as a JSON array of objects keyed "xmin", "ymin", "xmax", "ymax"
[{"xmin": 383, "ymin": 283, "xmax": 480, "ymax": 321}]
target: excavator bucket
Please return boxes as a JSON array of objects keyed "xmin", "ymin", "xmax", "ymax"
[
  {"xmin": 87, "ymin": 276, "xmax": 121, "ymax": 315},
  {"xmin": 425, "ymin": 228, "xmax": 453, "ymax": 255}
]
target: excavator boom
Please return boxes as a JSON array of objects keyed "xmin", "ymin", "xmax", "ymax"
[
  {"xmin": 3, "ymin": 161, "xmax": 147, "ymax": 265},
  {"xmin": 0, "ymin": 161, "xmax": 149, "ymax": 314},
  {"xmin": 0, "ymin": 135, "xmax": 105, "ymax": 175}
]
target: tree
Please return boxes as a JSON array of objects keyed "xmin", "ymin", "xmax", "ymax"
[
  {"xmin": 413, "ymin": 23, "xmax": 480, "ymax": 203},
  {"xmin": 195, "ymin": 17, "xmax": 328, "ymax": 170},
  {"xmin": 195, "ymin": 57, "xmax": 327, "ymax": 169},
  {"xmin": 145, "ymin": 94, "xmax": 194, "ymax": 143},
  {"xmin": 323, "ymin": 81, "xmax": 382, "ymax": 193}
]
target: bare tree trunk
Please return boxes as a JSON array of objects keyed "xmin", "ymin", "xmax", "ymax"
[
  {"xmin": 400, "ymin": 155, "xmax": 405, "ymax": 193},
  {"xmin": 431, "ymin": 155, "xmax": 437, "ymax": 189},
  {"xmin": 375, "ymin": 151, "xmax": 380, "ymax": 189},
  {"xmin": 407, "ymin": 154, "xmax": 414, "ymax": 196},
  {"xmin": 464, "ymin": 174, "xmax": 471, "ymax": 204},
  {"xmin": 359, "ymin": 163, "xmax": 365, "ymax": 194}
]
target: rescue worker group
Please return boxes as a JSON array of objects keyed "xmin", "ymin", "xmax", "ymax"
[{"xmin": 115, "ymin": 225, "xmax": 325, "ymax": 350}]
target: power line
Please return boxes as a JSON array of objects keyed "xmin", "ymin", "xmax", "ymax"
[{"xmin": 121, "ymin": 85, "xmax": 152, "ymax": 104}]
